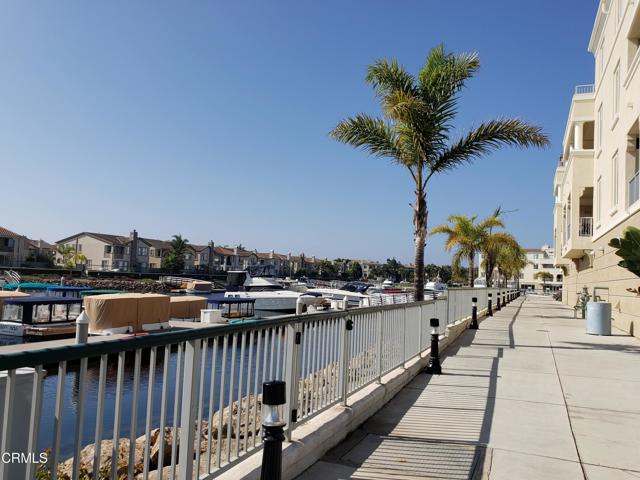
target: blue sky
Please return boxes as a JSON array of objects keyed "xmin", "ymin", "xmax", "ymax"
[{"xmin": 1, "ymin": 1, "xmax": 597, "ymax": 264}]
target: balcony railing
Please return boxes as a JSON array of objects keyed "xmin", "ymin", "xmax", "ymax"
[
  {"xmin": 574, "ymin": 84, "xmax": 594, "ymax": 95},
  {"xmin": 629, "ymin": 172, "xmax": 639, "ymax": 207},
  {"xmin": 579, "ymin": 217, "xmax": 593, "ymax": 237},
  {"xmin": 0, "ymin": 288, "xmax": 508, "ymax": 479}
]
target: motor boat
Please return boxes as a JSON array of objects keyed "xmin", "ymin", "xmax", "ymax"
[
  {"xmin": 224, "ymin": 265, "xmax": 301, "ymax": 313},
  {"xmin": 306, "ymin": 281, "xmax": 372, "ymax": 308},
  {"xmin": 424, "ymin": 278, "xmax": 448, "ymax": 299}
]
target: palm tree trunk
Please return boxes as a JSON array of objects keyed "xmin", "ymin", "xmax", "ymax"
[
  {"xmin": 413, "ymin": 184, "xmax": 426, "ymax": 301},
  {"xmin": 468, "ymin": 253, "xmax": 475, "ymax": 287}
]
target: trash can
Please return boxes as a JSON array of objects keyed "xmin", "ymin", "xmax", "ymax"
[{"xmin": 586, "ymin": 301, "xmax": 612, "ymax": 335}]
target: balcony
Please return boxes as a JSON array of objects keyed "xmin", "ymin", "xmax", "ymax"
[
  {"xmin": 578, "ymin": 217, "xmax": 593, "ymax": 237},
  {"xmin": 574, "ymin": 84, "xmax": 594, "ymax": 95}
]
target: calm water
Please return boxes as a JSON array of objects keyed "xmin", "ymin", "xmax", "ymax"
[{"xmin": 0, "ymin": 292, "xmax": 291, "ymax": 460}]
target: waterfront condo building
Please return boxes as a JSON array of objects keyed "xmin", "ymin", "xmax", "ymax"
[{"xmin": 553, "ymin": 0, "xmax": 640, "ymax": 337}]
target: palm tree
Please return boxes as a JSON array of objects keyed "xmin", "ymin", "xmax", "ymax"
[
  {"xmin": 496, "ymin": 242, "xmax": 528, "ymax": 288},
  {"xmin": 330, "ymin": 45, "xmax": 548, "ymax": 300},
  {"xmin": 534, "ymin": 271, "xmax": 554, "ymax": 291},
  {"xmin": 431, "ymin": 214, "xmax": 504, "ymax": 287},
  {"xmin": 481, "ymin": 227, "xmax": 521, "ymax": 287},
  {"xmin": 56, "ymin": 245, "xmax": 87, "ymax": 271},
  {"xmin": 162, "ymin": 234, "xmax": 189, "ymax": 273}
]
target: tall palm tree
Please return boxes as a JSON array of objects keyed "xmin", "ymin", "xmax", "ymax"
[
  {"xmin": 481, "ymin": 228, "xmax": 521, "ymax": 287},
  {"xmin": 496, "ymin": 242, "xmax": 528, "ymax": 288},
  {"xmin": 431, "ymin": 214, "xmax": 504, "ymax": 287},
  {"xmin": 330, "ymin": 45, "xmax": 548, "ymax": 300}
]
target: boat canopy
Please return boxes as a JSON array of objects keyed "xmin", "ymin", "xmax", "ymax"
[
  {"xmin": 1, "ymin": 296, "xmax": 82, "ymax": 324},
  {"xmin": 80, "ymin": 289, "xmax": 126, "ymax": 297},
  {"xmin": 1, "ymin": 282, "xmax": 52, "ymax": 291},
  {"xmin": 46, "ymin": 286, "xmax": 92, "ymax": 292}
]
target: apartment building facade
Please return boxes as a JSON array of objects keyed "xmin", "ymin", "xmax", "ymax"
[
  {"xmin": 520, "ymin": 246, "xmax": 564, "ymax": 292},
  {"xmin": 0, "ymin": 227, "xmax": 27, "ymax": 267},
  {"xmin": 554, "ymin": 0, "xmax": 640, "ymax": 336}
]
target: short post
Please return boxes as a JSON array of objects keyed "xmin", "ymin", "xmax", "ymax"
[
  {"xmin": 75, "ymin": 308, "xmax": 89, "ymax": 344},
  {"xmin": 496, "ymin": 291, "xmax": 501, "ymax": 311},
  {"xmin": 470, "ymin": 297, "xmax": 478, "ymax": 330},
  {"xmin": 260, "ymin": 381, "xmax": 286, "ymax": 480},
  {"xmin": 424, "ymin": 318, "xmax": 442, "ymax": 375},
  {"xmin": 488, "ymin": 293, "xmax": 493, "ymax": 316}
]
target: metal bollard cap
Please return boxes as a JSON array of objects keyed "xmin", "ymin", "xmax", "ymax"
[
  {"xmin": 429, "ymin": 318, "xmax": 439, "ymax": 328},
  {"xmin": 263, "ymin": 380, "xmax": 286, "ymax": 406},
  {"xmin": 472, "ymin": 297, "xmax": 477, "ymax": 302}
]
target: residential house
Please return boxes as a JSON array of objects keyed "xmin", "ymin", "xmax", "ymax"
[{"xmin": 0, "ymin": 227, "xmax": 27, "ymax": 267}]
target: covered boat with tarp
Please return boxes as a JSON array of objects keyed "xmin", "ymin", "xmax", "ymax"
[
  {"xmin": 169, "ymin": 295, "xmax": 207, "ymax": 320},
  {"xmin": 83, "ymin": 293, "xmax": 171, "ymax": 335}
]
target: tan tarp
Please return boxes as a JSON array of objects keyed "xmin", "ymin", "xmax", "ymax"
[
  {"xmin": 186, "ymin": 281, "xmax": 212, "ymax": 292},
  {"xmin": 137, "ymin": 294, "xmax": 170, "ymax": 326},
  {"xmin": 0, "ymin": 291, "xmax": 30, "ymax": 312},
  {"xmin": 169, "ymin": 295, "xmax": 207, "ymax": 318},
  {"xmin": 84, "ymin": 294, "xmax": 139, "ymax": 333},
  {"xmin": 84, "ymin": 293, "xmax": 171, "ymax": 333}
]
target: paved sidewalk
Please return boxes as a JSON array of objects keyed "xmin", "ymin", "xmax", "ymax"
[{"xmin": 297, "ymin": 295, "xmax": 640, "ymax": 480}]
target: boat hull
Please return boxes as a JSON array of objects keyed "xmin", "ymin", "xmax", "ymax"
[{"xmin": 224, "ymin": 291, "xmax": 300, "ymax": 313}]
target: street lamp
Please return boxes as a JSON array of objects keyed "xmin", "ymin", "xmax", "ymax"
[{"xmin": 260, "ymin": 380, "xmax": 286, "ymax": 480}]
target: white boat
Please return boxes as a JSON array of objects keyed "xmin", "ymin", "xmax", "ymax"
[
  {"xmin": 224, "ymin": 267, "xmax": 301, "ymax": 313},
  {"xmin": 424, "ymin": 278, "xmax": 448, "ymax": 298},
  {"xmin": 307, "ymin": 281, "xmax": 413, "ymax": 307}
]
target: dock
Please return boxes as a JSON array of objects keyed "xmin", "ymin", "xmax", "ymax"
[{"xmin": 297, "ymin": 295, "xmax": 640, "ymax": 479}]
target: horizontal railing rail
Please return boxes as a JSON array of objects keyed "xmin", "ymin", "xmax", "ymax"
[{"xmin": 0, "ymin": 288, "xmax": 517, "ymax": 479}]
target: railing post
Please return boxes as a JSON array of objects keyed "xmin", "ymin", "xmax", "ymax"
[
  {"xmin": 376, "ymin": 311, "xmax": 383, "ymax": 383},
  {"xmin": 402, "ymin": 306, "xmax": 407, "ymax": 367},
  {"xmin": 339, "ymin": 315, "xmax": 353, "ymax": 407},
  {"xmin": 284, "ymin": 322, "xmax": 302, "ymax": 441},
  {"xmin": 418, "ymin": 304, "xmax": 423, "ymax": 354},
  {"xmin": 178, "ymin": 338, "xmax": 201, "ymax": 480}
]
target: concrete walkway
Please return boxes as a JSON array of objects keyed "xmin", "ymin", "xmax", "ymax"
[{"xmin": 297, "ymin": 295, "xmax": 640, "ymax": 480}]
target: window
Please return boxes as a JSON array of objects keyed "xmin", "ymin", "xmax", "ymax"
[
  {"xmin": 201, "ymin": 253, "xmax": 208, "ymax": 262},
  {"xmin": 533, "ymin": 254, "xmax": 539, "ymax": 259},
  {"xmin": 612, "ymin": 151, "xmax": 619, "ymax": 208},
  {"xmin": 613, "ymin": 62, "xmax": 620, "ymax": 119},
  {"xmin": 77, "ymin": 244, "xmax": 82, "ymax": 252},
  {"xmin": 86, "ymin": 259, "xmax": 92, "ymax": 268},
  {"xmin": 542, "ymin": 264, "xmax": 554, "ymax": 268},
  {"xmin": 104, "ymin": 245, "xmax": 112, "ymax": 254},
  {"xmin": 138, "ymin": 247, "xmax": 148, "ymax": 256},
  {"xmin": 596, "ymin": 176, "xmax": 602, "ymax": 225},
  {"xmin": 101, "ymin": 260, "xmax": 108, "ymax": 268},
  {"xmin": 533, "ymin": 264, "xmax": 539, "ymax": 270},
  {"xmin": 598, "ymin": 103, "xmax": 603, "ymax": 149}
]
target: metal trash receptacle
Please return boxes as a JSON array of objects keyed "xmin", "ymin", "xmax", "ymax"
[{"xmin": 586, "ymin": 301, "xmax": 612, "ymax": 335}]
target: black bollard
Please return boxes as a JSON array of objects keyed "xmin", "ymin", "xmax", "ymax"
[
  {"xmin": 470, "ymin": 297, "xmax": 478, "ymax": 329},
  {"xmin": 425, "ymin": 318, "xmax": 442, "ymax": 375},
  {"xmin": 260, "ymin": 381, "xmax": 286, "ymax": 480},
  {"xmin": 496, "ymin": 291, "xmax": 501, "ymax": 311},
  {"xmin": 488, "ymin": 293, "xmax": 493, "ymax": 316}
]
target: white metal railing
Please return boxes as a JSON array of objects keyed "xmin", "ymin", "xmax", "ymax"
[
  {"xmin": 578, "ymin": 217, "xmax": 593, "ymax": 237},
  {"xmin": 0, "ymin": 287, "xmax": 514, "ymax": 479},
  {"xmin": 574, "ymin": 84, "xmax": 595, "ymax": 95},
  {"xmin": 629, "ymin": 172, "xmax": 639, "ymax": 207}
]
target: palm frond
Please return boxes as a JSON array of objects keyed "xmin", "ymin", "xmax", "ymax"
[
  {"xmin": 330, "ymin": 114, "xmax": 407, "ymax": 163},
  {"xmin": 366, "ymin": 58, "xmax": 417, "ymax": 100},
  {"xmin": 431, "ymin": 118, "xmax": 550, "ymax": 175}
]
